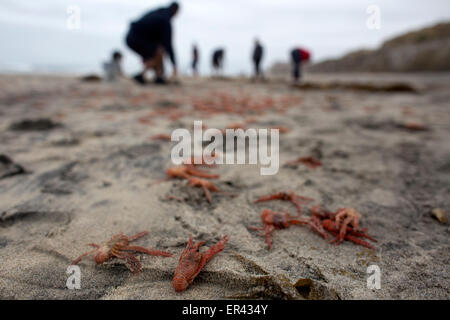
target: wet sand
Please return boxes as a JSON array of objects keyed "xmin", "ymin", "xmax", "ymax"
[{"xmin": 0, "ymin": 73, "xmax": 449, "ymax": 299}]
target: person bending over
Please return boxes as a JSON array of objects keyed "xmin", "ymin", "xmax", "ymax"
[
  {"xmin": 290, "ymin": 47, "xmax": 311, "ymax": 83},
  {"xmin": 125, "ymin": 2, "xmax": 179, "ymax": 85}
]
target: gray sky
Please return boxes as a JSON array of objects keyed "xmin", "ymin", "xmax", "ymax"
[{"xmin": 0, "ymin": 0, "xmax": 449, "ymax": 75}]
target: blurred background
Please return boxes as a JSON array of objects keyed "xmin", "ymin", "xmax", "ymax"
[{"xmin": 0, "ymin": 0, "xmax": 449, "ymax": 76}]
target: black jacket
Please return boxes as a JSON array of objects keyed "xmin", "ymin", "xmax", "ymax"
[
  {"xmin": 131, "ymin": 7, "xmax": 176, "ymax": 66},
  {"xmin": 253, "ymin": 44, "xmax": 263, "ymax": 62}
]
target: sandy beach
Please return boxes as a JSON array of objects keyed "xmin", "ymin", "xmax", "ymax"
[{"xmin": 0, "ymin": 73, "xmax": 449, "ymax": 299}]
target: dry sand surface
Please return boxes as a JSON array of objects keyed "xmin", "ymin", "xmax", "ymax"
[{"xmin": 0, "ymin": 73, "xmax": 449, "ymax": 299}]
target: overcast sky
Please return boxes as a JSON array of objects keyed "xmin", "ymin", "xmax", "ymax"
[{"xmin": 0, "ymin": 0, "xmax": 449, "ymax": 75}]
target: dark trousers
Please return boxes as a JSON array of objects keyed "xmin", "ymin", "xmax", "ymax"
[
  {"xmin": 291, "ymin": 49, "xmax": 301, "ymax": 81},
  {"xmin": 192, "ymin": 60, "xmax": 198, "ymax": 74},
  {"xmin": 254, "ymin": 59, "xmax": 261, "ymax": 77},
  {"xmin": 293, "ymin": 61, "xmax": 301, "ymax": 81}
]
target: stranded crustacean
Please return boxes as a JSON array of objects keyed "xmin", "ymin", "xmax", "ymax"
[
  {"xmin": 250, "ymin": 209, "xmax": 328, "ymax": 249},
  {"xmin": 172, "ymin": 235, "xmax": 229, "ymax": 292},
  {"xmin": 166, "ymin": 165, "xmax": 219, "ymax": 180},
  {"xmin": 254, "ymin": 191, "xmax": 314, "ymax": 215},
  {"xmin": 71, "ymin": 231, "xmax": 172, "ymax": 274},
  {"xmin": 311, "ymin": 206, "xmax": 377, "ymax": 249},
  {"xmin": 186, "ymin": 177, "xmax": 220, "ymax": 203}
]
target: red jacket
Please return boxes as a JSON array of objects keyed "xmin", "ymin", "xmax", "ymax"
[{"xmin": 299, "ymin": 48, "xmax": 311, "ymax": 61}]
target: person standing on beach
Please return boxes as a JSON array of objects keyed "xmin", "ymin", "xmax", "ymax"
[
  {"xmin": 192, "ymin": 44, "xmax": 199, "ymax": 76},
  {"xmin": 290, "ymin": 47, "xmax": 311, "ymax": 83},
  {"xmin": 125, "ymin": 2, "xmax": 179, "ymax": 85},
  {"xmin": 211, "ymin": 48, "xmax": 225, "ymax": 76},
  {"xmin": 252, "ymin": 39, "xmax": 264, "ymax": 80}
]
